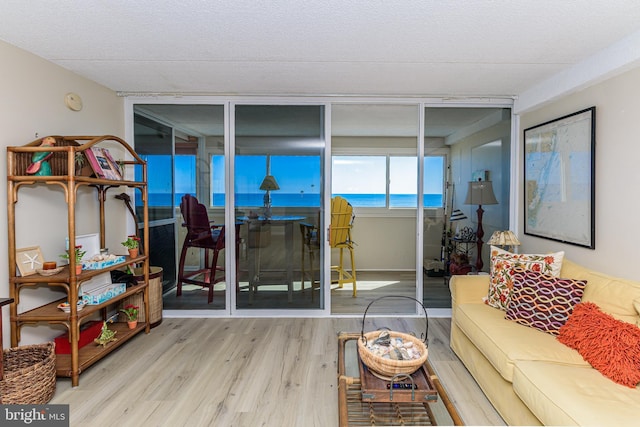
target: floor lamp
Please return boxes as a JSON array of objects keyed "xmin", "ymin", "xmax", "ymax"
[{"xmin": 464, "ymin": 179, "xmax": 498, "ymax": 272}]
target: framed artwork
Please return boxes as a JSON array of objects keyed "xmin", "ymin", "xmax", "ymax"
[
  {"xmin": 524, "ymin": 107, "xmax": 596, "ymax": 248},
  {"xmin": 85, "ymin": 147, "xmax": 122, "ymax": 180},
  {"xmin": 16, "ymin": 246, "xmax": 45, "ymax": 276},
  {"xmin": 66, "ymin": 233, "xmax": 100, "ymax": 259}
]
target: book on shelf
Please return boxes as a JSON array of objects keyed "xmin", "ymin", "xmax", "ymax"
[{"xmin": 85, "ymin": 147, "xmax": 122, "ymax": 180}]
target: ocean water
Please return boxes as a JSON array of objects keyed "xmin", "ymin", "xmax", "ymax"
[{"xmin": 149, "ymin": 193, "xmax": 442, "ymax": 208}]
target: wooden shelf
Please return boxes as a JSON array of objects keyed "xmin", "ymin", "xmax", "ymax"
[
  {"xmin": 55, "ymin": 322, "xmax": 147, "ymax": 377},
  {"xmin": 14, "ymin": 283, "xmax": 148, "ymax": 323},
  {"xmin": 11, "ymin": 256, "xmax": 146, "ymax": 285},
  {"xmin": 7, "ymin": 135, "xmax": 150, "ymax": 387},
  {"xmin": 7, "ymin": 174, "xmax": 142, "ymax": 187}
]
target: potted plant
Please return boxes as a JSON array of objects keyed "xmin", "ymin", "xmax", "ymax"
[
  {"xmin": 74, "ymin": 151, "xmax": 92, "ymax": 176},
  {"xmin": 60, "ymin": 245, "xmax": 86, "ymax": 275},
  {"xmin": 121, "ymin": 235, "xmax": 140, "ymax": 258},
  {"xmin": 119, "ymin": 304, "xmax": 139, "ymax": 329}
]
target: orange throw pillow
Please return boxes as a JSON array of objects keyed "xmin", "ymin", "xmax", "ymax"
[{"xmin": 557, "ymin": 302, "xmax": 640, "ymax": 388}]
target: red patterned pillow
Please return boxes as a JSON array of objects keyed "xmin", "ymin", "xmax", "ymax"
[
  {"xmin": 486, "ymin": 246, "xmax": 564, "ymax": 310},
  {"xmin": 558, "ymin": 302, "xmax": 640, "ymax": 388},
  {"xmin": 504, "ymin": 268, "xmax": 586, "ymax": 335}
]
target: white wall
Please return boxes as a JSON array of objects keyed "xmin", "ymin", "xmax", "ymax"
[
  {"xmin": 449, "ymin": 115, "xmax": 512, "ymax": 269},
  {"xmin": 518, "ymin": 66, "xmax": 640, "ymax": 280},
  {"xmin": 0, "ymin": 41, "xmax": 124, "ymax": 346}
]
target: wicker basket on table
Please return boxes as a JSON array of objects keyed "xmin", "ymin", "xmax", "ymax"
[
  {"xmin": 357, "ymin": 296, "xmax": 429, "ymax": 379},
  {"xmin": 0, "ymin": 342, "xmax": 56, "ymax": 404}
]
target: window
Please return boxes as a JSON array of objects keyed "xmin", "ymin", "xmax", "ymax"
[
  {"xmin": 136, "ymin": 154, "xmax": 173, "ymax": 207},
  {"xmin": 214, "ymin": 154, "xmax": 321, "ymax": 207},
  {"xmin": 211, "ymin": 154, "xmax": 225, "ymax": 206},
  {"xmin": 175, "ymin": 155, "xmax": 196, "ymax": 205},
  {"xmin": 424, "ymin": 156, "xmax": 445, "ymax": 208},
  {"xmin": 332, "ymin": 156, "xmax": 386, "ymax": 207},
  {"xmin": 390, "ymin": 156, "xmax": 417, "ymax": 208},
  {"xmin": 332, "ymin": 155, "xmax": 445, "ymax": 208},
  {"xmin": 211, "ymin": 154, "xmax": 445, "ymax": 208}
]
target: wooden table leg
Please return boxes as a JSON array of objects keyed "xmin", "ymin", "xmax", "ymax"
[{"xmin": 425, "ymin": 361, "xmax": 465, "ymax": 426}]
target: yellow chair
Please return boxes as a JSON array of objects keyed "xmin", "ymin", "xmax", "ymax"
[{"xmin": 330, "ymin": 196, "xmax": 357, "ymax": 297}]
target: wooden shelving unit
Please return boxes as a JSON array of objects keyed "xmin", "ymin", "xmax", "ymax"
[{"xmin": 6, "ymin": 135, "xmax": 150, "ymax": 387}]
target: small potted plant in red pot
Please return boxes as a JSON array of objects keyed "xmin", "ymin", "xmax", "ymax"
[
  {"xmin": 121, "ymin": 235, "xmax": 140, "ymax": 258},
  {"xmin": 120, "ymin": 304, "xmax": 139, "ymax": 329}
]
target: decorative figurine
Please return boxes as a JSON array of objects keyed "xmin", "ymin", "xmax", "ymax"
[
  {"xmin": 26, "ymin": 136, "xmax": 56, "ymax": 176},
  {"xmin": 94, "ymin": 321, "xmax": 118, "ymax": 347}
]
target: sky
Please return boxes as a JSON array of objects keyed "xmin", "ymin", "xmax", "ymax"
[{"xmin": 166, "ymin": 154, "xmax": 443, "ymax": 196}]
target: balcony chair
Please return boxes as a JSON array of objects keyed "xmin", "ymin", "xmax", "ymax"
[
  {"xmin": 177, "ymin": 194, "xmax": 236, "ymax": 303},
  {"xmin": 330, "ymin": 196, "xmax": 357, "ymax": 297}
]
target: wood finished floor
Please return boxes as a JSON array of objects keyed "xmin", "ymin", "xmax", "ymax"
[{"xmin": 51, "ymin": 317, "xmax": 505, "ymax": 426}]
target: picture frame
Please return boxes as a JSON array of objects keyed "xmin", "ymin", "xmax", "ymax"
[
  {"xmin": 524, "ymin": 107, "xmax": 596, "ymax": 248},
  {"xmin": 66, "ymin": 233, "xmax": 101, "ymax": 260},
  {"xmin": 85, "ymin": 147, "xmax": 122, "ymax": 180},
  {"xmin": 16, "ymin": 246, "xmax": 45, "ymax": 276}
]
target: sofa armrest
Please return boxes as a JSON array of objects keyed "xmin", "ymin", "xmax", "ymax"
[{"xmin": 449, "ymin": 274, "xmax": 490, "ymax": 307}]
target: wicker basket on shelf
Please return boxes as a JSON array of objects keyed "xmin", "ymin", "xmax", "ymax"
[
  {"xmin": 356, "ymin": 296, "xmax": 429, "ymax": 379},
  {"xmin": 0, "ymin": 342, "xmax": 56, "ymax": 404}
]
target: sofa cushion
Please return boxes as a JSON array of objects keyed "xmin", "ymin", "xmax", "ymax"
[
  {"xmin": 558, "ymin": 302, "xmax": 640, "ymax": 387},
  {"xmin": 559, "ymin": 259, "xmax": 640, "ymax": 325},
  {"xmin": 455, "ymin": 302, "xmax": 587, "ymax": 382},
  {"xmin": 486, "ymin": 246, "xmax": 564, "ymax": 311},
  {"xmin": 505, "ymin": 268, "xmax": 586, "ymax": 335},
  {"xmin": 513, "ymin": 360, "xmax": 640, "ymax": 427}
]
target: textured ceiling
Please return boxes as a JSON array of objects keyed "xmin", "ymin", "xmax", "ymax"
[{"xmin": 2, "ymin": 0, "xmax": 640, "ymax": 97}]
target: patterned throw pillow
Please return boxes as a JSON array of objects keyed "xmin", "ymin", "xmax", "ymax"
[
  {"xmin": 504, "ymin": 268, "xmax": 586, "ymax": 335},
  {"xmin": 486, "ymin": 246, "xmax": 564, "ymax": 310},
  {"xmin": 558, "ymin": 302, "xmax": 640, "ymax": 388}
]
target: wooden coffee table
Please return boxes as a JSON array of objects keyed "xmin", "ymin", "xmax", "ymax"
[{"xmin": 338, "ymin": 332, "xmax": 463, "ymax": 426}]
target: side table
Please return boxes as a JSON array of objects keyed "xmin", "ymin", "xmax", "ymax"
[{"xmin": 337, "ymin": 332, "xmax": 463, "ymax": 426}]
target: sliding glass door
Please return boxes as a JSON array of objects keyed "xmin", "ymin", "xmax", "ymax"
[
  {"xmin": 133, "ymin": 113, "xmax": 176, "ymax": 293},
  {"xmin": 234, "ymin": 105, "xmax": 325, "ymax": 310},
  {"xmin": 128, "ymin": 100, "xmax": 511, "ymax": 316},
  {"xmin": 330, "ymin": 104, "xmax": 420, "ymax": 315}
]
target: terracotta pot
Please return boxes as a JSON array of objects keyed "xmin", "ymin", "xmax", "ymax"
[
  {"xmin": 128, "ymin": 248, "xmax": 139, "ymax": 258},
  {"xmin": 75, "ymin": 264, "xmax": 82, "ymax": 275},
  {"xmin": 127, "ymin": 320, "xmax": 138, "ymax": 330}
]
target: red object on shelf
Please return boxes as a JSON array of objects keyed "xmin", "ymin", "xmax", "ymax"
[{"xmin": 54, "ymin": 321, "xmax": 103, "ymax": 354}]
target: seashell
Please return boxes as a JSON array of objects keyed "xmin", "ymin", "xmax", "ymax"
[
  {"xmin": 399, "ymin": 348, "xmax": 410, "ymax": 360},
  {"xmin": 388, "ymin": 348, "xmax": 401, "ymax": 360},
  {"xmin": 373, "ymin": 330, "xmax": 391, "ymax": 346}
]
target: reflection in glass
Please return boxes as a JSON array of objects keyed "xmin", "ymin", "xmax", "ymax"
[{"xmin": 235, "ymin": 105, "xmax": 324, "ymax": 310}]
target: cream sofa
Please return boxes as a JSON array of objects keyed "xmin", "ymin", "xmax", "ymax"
[{"xmin": 450, "ymin": 259, "xmax": 640, "ymax": 426}]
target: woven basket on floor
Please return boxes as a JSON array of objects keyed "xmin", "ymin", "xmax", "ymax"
[
  {"xmin": 357, "ymin": 330, "xmax": 428, "ymax": 378},
  {"xmin": 0, "ymin": 342, "xmax": 56, "ymax": 404},
  {"xmin": 357, "ymin": 295, "xmax": 429, "ymax": 379}
]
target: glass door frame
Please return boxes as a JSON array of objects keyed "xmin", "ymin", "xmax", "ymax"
[
  {"xmin": 228, "ymin": 100, "xmax": 331, "ymax": 317},
  {"xmin": 124, "ymin": 96, "xmax": 515, "ymax": 318}
]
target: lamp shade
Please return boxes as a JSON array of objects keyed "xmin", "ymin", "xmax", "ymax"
[
  {"xmin": 487, "ymin": 230, "xmax": 521, "ymax": 247},
  {"xmin": 464, "ymin": 180, "xmax": 498, "ymax": 206},
  {"xmin": 259, "ymin": 175, "xmax": 280, "ymax": 191},
  {"xmin": 449, "ymin": 209, "xmax": 467, "ymax": 222}
]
